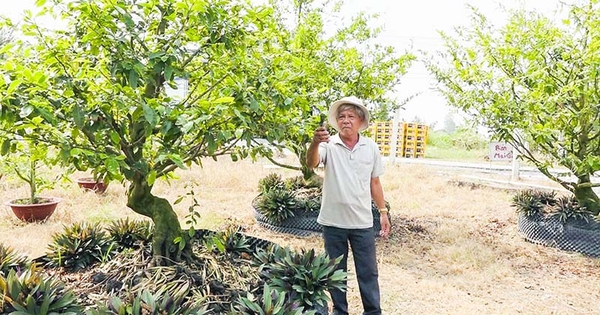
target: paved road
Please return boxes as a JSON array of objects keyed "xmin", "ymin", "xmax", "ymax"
[{"xmin": 385, "ymin": 157, "xmax": 596, "ymax": 192}]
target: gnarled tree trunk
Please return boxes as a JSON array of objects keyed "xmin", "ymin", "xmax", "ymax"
[
  {"xmin": 574, "ymin": 174, "xmax": 600, "ymax": 216},
  {"xmin": 126, "ymin": 175, "xmax": 183, "ymax": 265}
]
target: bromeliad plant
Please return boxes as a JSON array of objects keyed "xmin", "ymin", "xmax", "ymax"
[
  {"xmin": 205, "ymin": 226, "xmax": 253, "ymax": 256},
  {"xmin": 255, "ymin": 172, "xmax": 322, "ymax": 223},
  {"xmin": 88, "ymin": 289, "xmax": 210, "ymax": 315},
  {"xmin": 550, "ymin": 195, "xmax": 596, "ymax": 225},
  {"xmin": 0, "ymin": 243, "xmax": 29, "ymax": 277},
  {"xmin": 512, "ymin": 189, "xmax": 598, "ymax": 225},
  {"xmin": 45, "ymin": 222, "xmax": 117, "ymax": 271},
  {"xmin": 0, "ymin": 264, "xmax": 82, "ymax": 314},
  {"xmin": 255, "ymin": 188, "xmax": 298, "ymax": 224},
  {"xmin": 106, "ymin": 218, "xmax": 154, "ymax": 251},
  {"xmin": 233, "ymin": 283, "xmax": 309, "ymax": 315},
  {"xmin": 254, "ymin": 246, "xmax": 346, "ymax": 310},
  {"xmin": 512, "ymin": 189, "xmax": 557, "ymax": 218},
  {"xmin": 258, "ymin": 173, "xmax": 286, "ymax": 194}
]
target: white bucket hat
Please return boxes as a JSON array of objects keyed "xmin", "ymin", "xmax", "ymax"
[{"xmin": 328, "ymin": 96, "xmax": 370, "ymax": 131}]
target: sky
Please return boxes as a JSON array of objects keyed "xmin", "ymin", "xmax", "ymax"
[
  {"xmin": 338, "ymin": 0, "xmax": 571, "ymax": 129},
  {"xmin": 0, "ymin": 0, "xmax": 574, "ymax": 129}
]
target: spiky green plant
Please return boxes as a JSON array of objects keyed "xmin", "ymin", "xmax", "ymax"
[
  {"xmin": 45, "ymin": 222, "xmax": 117, "ymax": 270},
  {"xmin": 284, "ymin": 175, "xmax": 305, "ymax": 191},
  {"xmin": 253, "ymin": 246, "xmax": 346, "ymax": 310},
  {"xmin": 530, "ymin": 190, "xmax": 557, "ymax": 206},
  {"xmin": 233, "ymin": 283, "xmax": 310, "ymax": 315},
  {"xmin": 255, "ymin": 188, "xmax": 297, "ymax": 223},
  {"xmin": 107, "ymin": 218, "xmax": 153, "ymax": 250},
  {"xmin": 550, "ymin": 195, "xmax": 595, "ymax": 225},
  {"xmin": 293, "ymin": 186, "xmax": 322, "ymax": 215},
  {"xmin": 0, "ymin": 243, "xmax": 29, "ymax": 277},
  {"xmin": 208, "ymin": 226, "xmax": 252, "ymax": 255},
  {"xmin": 0, "ymin": 264, "xmax": 82, "ymax": 314},
  {"xmin": 511, "ymin": 190, "xmax": 548, "ymax": 218},
  {"xmin": 87, "ymin": 289, "xmax": 209, "ymax": 315},
  {"xmin": 258, "ymin": 173, "xmax": 285, "ymax": 194},
  {"xmin": 296, "ymin": 195, "xmax": 321, "ymax": 214}
]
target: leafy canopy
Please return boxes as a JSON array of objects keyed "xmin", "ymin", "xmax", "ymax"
[{"xmin": 427, "ymin": 2, "xmax": 600, "ymax": 214}]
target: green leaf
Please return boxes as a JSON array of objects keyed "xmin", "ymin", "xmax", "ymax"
[
  {"xmin": 164, "ymin": 65, "xmax": 174, "ymax": 81},
  {"xmin": 1, "ymin": 139, "xmax": 10, "ymax": 155},
  {"xmin": 129, "ymin": 70, "xmax": 139, "ymax": 88},
  {"xmin": 213, "ymin": 97, "xmax": 234, "ymax": 104},
  {"xmin": 174, "ymin": 196, "xmax": 184, "ymax": 204},
  {"xmin": 73, "ymin": 104, "xmax": 85, "ymax": 128},
  {"xmin": 105, "ymin": 158, "xmax": 119, "ymax": 175},
  {"xmin": 7, "ymin": 79, "xmax": 22, "ymax": 94},
  {"xmin": 168, "ymin": 154, "xmax": 186, "ymax": 169},
  {"xmin": 70, "ymin": 148, "xmax": 82, "ymax": 156},
  {"xmin": 149, "ymin": 51, "xmax": 164, "ymax": 60},
  {"xmin": 206, "ymin": 133, "xmax": 217, "ymax": 154},
  {"xmin": 110, "ymin": 131, "xmax": 120, "ymax": 145},
  {"xmin": 147, "ymin": 170, "xmax": 157, "ymax": 185},
  {"xmin": 20, "ymin": 104, "xmax": 34, "ymax": 117},
  {"xmin": 250, "ymin": 99, "xmax": 259, "ymax": 111},
  {"xmin": 142, "ymin": 103, "xmax": 157, "ymax": 127},
  {"xmin": 234, "ymin": 129, "xmax": 243, "ymax": 139}
]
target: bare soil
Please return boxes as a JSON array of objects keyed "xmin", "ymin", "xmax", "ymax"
[{"xmin": 1, "ymin": 156, "xmax": 599, "ymax": 314}]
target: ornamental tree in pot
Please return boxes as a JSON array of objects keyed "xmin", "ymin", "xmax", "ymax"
[
  {"xmin": 75, "ymin": 176, "xmax": 109, "ymax": 194},
  {"xmin": 2, "ymin": 140, "xmax": 63, "ymax": 222}
]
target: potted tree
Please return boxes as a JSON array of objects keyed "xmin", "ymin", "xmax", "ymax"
[
  {"xmin": 75, "ymin": 176, "xmax": 108, "ymax": 194},
  {"xmin": 3, "ymin": 140, "xmax": 62, "ymax": 222}
]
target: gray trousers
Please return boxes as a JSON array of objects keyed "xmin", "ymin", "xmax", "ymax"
[{"xmin": 323, "ymin": 226, "xmax": 381, "ymax": 315}]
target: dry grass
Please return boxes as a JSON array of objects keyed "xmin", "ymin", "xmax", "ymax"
[{"xmin": 1, "ymin": 156, "xmax": 599, "ymax": 314}]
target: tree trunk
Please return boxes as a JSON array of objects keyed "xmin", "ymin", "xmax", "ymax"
[
  {"xmin": 574, "ymin": 174, "xmax": 600, "ymax": 215},
  {"xmin": 299, "ymin": 146, "xmax": 324, "ymax": 188},
  {"xmin": 301, "ymin": 163, "xmax": 316, "ymax": 180},
  {"xmin": 126, "ymin": 176, "xmax": 183, "ymax": 265}
]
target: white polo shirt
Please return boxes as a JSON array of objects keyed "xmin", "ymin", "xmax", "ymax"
[{"xmin": 317, "ymin": 133, "xmax": 384, "ymax": 229}]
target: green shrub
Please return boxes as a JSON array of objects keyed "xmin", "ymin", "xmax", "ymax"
[
  {"xmin": 295, "ymin": 193, "xmax": 321, "ymax": 214},
  {"xmin": 258, "ymin": 173, "xmax": 285, "ymax": 194},
  {"xmin": 284, "ymin": 175, "xmax": 305, "ymax": 191},
  {"xmin": 255, "ymin": 188, "xmax": 297, "ymax": 223},
  {"xmin": 512, "ymin": 189, "xmax": 550, "ymax": 218},
  {"xmin": 205, "ymin": 226, "xmax": 252, "ymax": 255},
  {"xmin": 46, "ymin": 222, "xmax": 117, "ymax": 270},
  {"xmin": 106, "ymin": 218, "xmax": 153, "ymax": 250},
  {"xmin": 254, "ymin": 246, "xmax": 346, "ymax": 310},
  {"xmin": 233, "ymin": 283, "xmax": 309, "ymax": 315},
  {"xmin": 427, "ymin": 130, "xmax": 454, "ymax": 149},
  {"xmin": 0, "ymin": 243, "xmax": 29, "ymax": 277},
  {"xmin": 550, "ymin": 195, "xmax": 595, "ymax": 224},
  {"xmin": 0, "ymin": 264, "xmax": 82, "ymax": 314},
  {"xmin": 87, "ymin": 289, "xmax": 209, "ymax": 315}
]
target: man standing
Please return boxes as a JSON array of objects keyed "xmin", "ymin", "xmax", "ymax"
[{"xmin": 307, "ymin": 96, "xmax": 391, "ymax": 315}]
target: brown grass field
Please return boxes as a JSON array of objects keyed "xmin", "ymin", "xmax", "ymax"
[{"xmin": 1, "ymin": 155, "xmax": 599, "ymax": 314}]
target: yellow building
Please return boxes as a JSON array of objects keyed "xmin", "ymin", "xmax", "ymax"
[{"xmin": 368, "ymin": 121, "xmax": 428, "ymax": 158}]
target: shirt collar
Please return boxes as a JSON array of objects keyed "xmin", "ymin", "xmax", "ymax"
[{"xmin": 331, "ymin": 133, "xmax": 367, "ymax": 148}]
